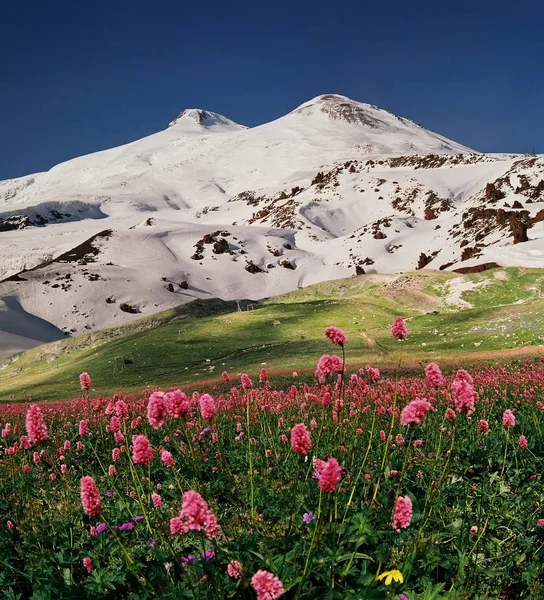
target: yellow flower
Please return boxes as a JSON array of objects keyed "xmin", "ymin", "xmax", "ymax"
[{"xmin": 376, "ymin": 569, "xmax": 404, "ymax": 586}]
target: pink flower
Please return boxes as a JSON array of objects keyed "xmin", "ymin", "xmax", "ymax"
[
  {"xmin": 108, "ymin": 465, "xmax": 117, "ymax": 476},
  {"xmin": 112, "ymin": 447, "xmax": 121, "ymax": 461},
  {"xmin": 251, "ymin": 570, "xmax": 285, "ymax": 600},
  {"xmin": 170, "ymin": 490, "xmax": 220, "ymax": 539},
  {"xmin": 391, "ymin": 495, "xmax": 412, "ymax": 532},
  {"xmin": 160, "ymin": 449, "xmax": 174, "ymax": 467},
  {"xmin": 83, "ymin": 557, "xmax": 93, "ymax": 573},
  {"xmin": 477, "ymin": 419, "xmax": 489, "ymax": 432},
  {"xmin": 425, "ymin": 362, "xmax": 444, "ymax": 387},
  {"xmin": 452, "ymin": 377, "xmax": 477, "ymax": 416},
  {"xmin": 25, "ymin": 405, "xmax": 48, "ymax": 444},
  {"xmin": 318, "ymin": 458, "xmax": 342, "ymax": 494},
  {"xmin": 391, "ymin": 317, "xmax": 407, "ymax": 340},
  {"xmin": 227, "ymin": 560, "xmax": 243, "ymax": 579},
  {"xmin": 222, "ymin": 371, "xmax": 230, "ymax": 382},
  {"xmin": 445, "ymin": 408, "xmax": 456, "ymax": 421},
  {"xmin": 400, "ymin": 399, "xmax": 431, "ymax": 426},
  {"xmin": 199, "ymin": 393, "xmax": 216, "ymax": 422},
  {"xmin": 470, "ymin": 525, "xmax": 478, "ymax": 535},
  {"xmin": 537, "ymin": 519, "xmax": 544, "ymax": 527},
  {"xmin": 152, "ymin": 493, "xmax": 163, "ymax": 508},
  {"xmin": 79, "ymin": 419, "xmax": 90, "ymax": 437},
  {"xmin": 7, "ymin": 520, "xmax": 14, "ymax": 530},
  {"xmin": 315, "ymin": 354, "xmax": 344, "ymax": 383},
  {"xmin": 132, "ymin": 435, "xmax": 154, "ymax": 466},
  {"xmin": 114, "ymin": 399, "xmax": 128, "ymax": 418},
  {"xmin": 79, "ymin": 372, "xmax": 91, "ymax": 391},
  {"xmin": 166, "ymin": 390, "xmax": 190, "ymax": 419},
  {"xmin": 519, "ymin": 435, "xmax": 528, "ymax": 449},
  {"xmin": 241, "ymin": 374, "xmax": 253, "ymax": 390},
  {"xmin": 503, "ymin": 410, "xmax": 516, "ymax": 428},
  {"xmin": 291, "ymin": 423, "xmax": 312, "ymax": 456},
  {"xmin": 80, "ymin": 476, "xmax": 101, "ymax": 517},
  {"xmin": 147, "ymin": 392, "xmax": 168, "ymax": 429},
  {"xmin": 325, "ymin": 326, "xmax": 346, "ymax": 347}
]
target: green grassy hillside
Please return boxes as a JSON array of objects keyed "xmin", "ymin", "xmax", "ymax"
[{"xmin": 1, "ymin": 267, "xmax": 543, "ymax": 402}]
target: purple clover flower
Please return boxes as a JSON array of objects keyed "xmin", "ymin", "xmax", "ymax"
[
  {"xmin": 303, "ymin": 512, "xmax": 315, "ymax": 524},
  {"xmin": 199, "ymin": 427, "xmax": 212, "ymax": 437}
]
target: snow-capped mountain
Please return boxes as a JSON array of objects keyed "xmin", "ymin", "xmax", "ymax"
[{"xmin": 1, "ymin": 94, "xmax": 543, "ymax": 358}]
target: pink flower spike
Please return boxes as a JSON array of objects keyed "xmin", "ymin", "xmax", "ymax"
[
  {"xmin": 391, "ymin": 317, "xmax": 407, "ymax": 340},
  {"xmin": 132, "ymin": 435, "xmax": 154, "ymax": 466},
  {"xmin": 391, "ymin": 495, "xmax": 412, "ymax": 532},
  {"xmin": 199, "ymin": 393, "xmax": 216, "ymax": 422},
  {"xmin": 25, "ymin": 405, "xmax": 48, "ymax": 444},
  {"xmin": 519, "ymin": 435, "xmax": 528, "ymax": 449},
  {"xmin": 318, "ymin": 458, "xmax": 342, "ymax": 494},
  {"xmin": 80, "ymin": 476, "xmax": 101, "ymax": 517},
  {"xmin": 251, "ymin": 570, "xmax": 285, "ymax": 600},
  {"xmin": 325, "ymin": 326, "xmax": 346, "ymax": 347},
  {"xmin": 83, "ymin": 557, "xmax": 93, "ymax": 573},
  {"xmin": 503, "ymin": 409, "xmax": 516, "ymax": 429},
  {"xmin": 79, "ymin": 372, "xmax": 91, "ymax": 391},
  {"xmin": 228, "ymin": 560, "xmax": 243, "ymax": 579},
  {"xmin": 290, "ymin": 423, "xmax": 312, "ymax": 456},
  {"xmin": 147, "ymin": 392, "xmax": 167, "ymax": 429},
  {"xmin": 400, "ymin": 399, "xmax": 431, "ymax": 426},
  {"xmin": 425, "ymin": 362, "xmax": 444, "ymax": 387}
]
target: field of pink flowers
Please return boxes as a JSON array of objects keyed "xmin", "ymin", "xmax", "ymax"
[{"xmin": 1, "ymin": 320, "xmax": 544, "ymax": 599}]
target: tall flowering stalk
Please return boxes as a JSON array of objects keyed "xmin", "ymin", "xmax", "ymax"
[
  {"xmin": 372, "ymin": 317, "xmax": 407, "ymax": 505},
  {"xmin": 242, "ymin": 373, "xmax": 255, "ymax": 522}
]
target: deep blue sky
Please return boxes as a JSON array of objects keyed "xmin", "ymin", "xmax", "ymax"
[{"xmin": 1, "ymin": 0, "xmax": 543, "ymax": 180}]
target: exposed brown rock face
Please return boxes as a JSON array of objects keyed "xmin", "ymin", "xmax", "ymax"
[
  {"xmin": 453, "ymin": 262, "xmax": 500, "ymax": 274},
  {"xmin": 245, "ymin": 261, "xmax": 265, "ymax": 274},
  {"xmin": 461, "ymin": 246, "xmax": 481, "ymax": 261},
  {"xmin": 485, "ymin": 182, "xmax": 505, "ymax": 203},
  {"xmin": 417, "ymin": 253, "xmax": 431, "ymax": 269},
  {"xmin": 424, "ymin": 207, "xmax": 437, "ymax": 220}
]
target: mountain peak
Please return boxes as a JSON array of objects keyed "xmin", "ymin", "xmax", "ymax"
[
  {"xmin": 168, "ymin": 108, "xmax": 246, "ymax": 131},
  {"xmin": 292, "ymin": 94, "xmax": 384, "ymax": 127}
]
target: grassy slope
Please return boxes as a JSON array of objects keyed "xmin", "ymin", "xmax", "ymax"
[{"xmin": 1, "ymin": 267, "xmax": 543, "ymax": 403}]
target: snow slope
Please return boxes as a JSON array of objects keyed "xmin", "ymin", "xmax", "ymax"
[{"xmin": 0, "ymin": 94, "xmax": 543, "ymax": 358}]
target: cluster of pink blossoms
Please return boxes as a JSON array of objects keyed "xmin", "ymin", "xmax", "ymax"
[
  {"xmin": 251, "ymin": 570, "xmax": 285, "ymax": 600},
  {"xmin": 400, "ymin": 399, "xmax": 432, "ymax": 426},
  {"xmin": 80, "ymin": 476, "xmax": 101, "ymax": 517},
  {"xmin": 79, "ymin": 372, "xmax": 91, "ymax": 391},
  {"xmin": 391, "ymin": 495, "xmax": 413, "ymax": 532},
  {"xmin": 165, "ymin": 390, "xmax": 190, "ymax": 418},
  {"xmin": 227, "ymin": 560, "xmax": 243, "ymax": 579},
  {"xmin": 199, "ymin": 393, "xmax": 216, "ymax": 422},
  {"xmin": 170, "ymin": 490, "xmax": 219, "ymax": 539},
  {"xmin": 425, "ymin": 362, "xmax": 444, "ymax": 387},
  {"xmin": 315, "ymin": 354, "xmax": 344, "ymax": 383},
  {"xmin": 503, "ymin": 409, "xmax": 516, "ymax": 428},
  {"xmin": 391, "ymin": 317, "xmax": 408, "ymax": 340},
  {"xmin": 132, "ymin": 434, "xmax": 154, "ymax": 466},
  {"xmin": 147, "ymin": 391, "xmax": 168, "ymax": 429},
  {"xmin": 25, "ymin": 405, "xmax": 48, "ymax": 444},
  {"xmin": 325, "ymin": 326, "xmax": 346, "ymax": 347},
  {"xmin": 318, "ymin": 457, "xmax": 342, "ymax": 493},
  {"xmin": 452, "ymin": 370, "xmax": 477, "ymax": 416},
  {"xmin": 290, "ymin": 423, "xmax": 312, "ymax": 456}
]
